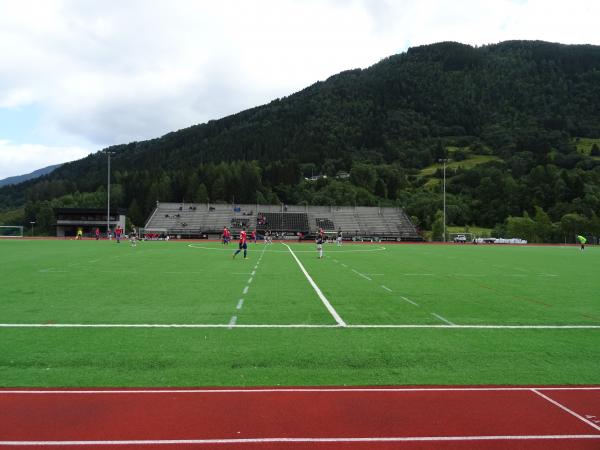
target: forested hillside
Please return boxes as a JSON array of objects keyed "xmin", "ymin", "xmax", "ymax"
[{"xmin": 2, "ymin": 40, "xmax": 600, "ymax": 241}]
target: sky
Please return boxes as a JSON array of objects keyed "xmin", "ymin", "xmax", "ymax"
[{"xmin": 1, "ymin": 0, "xmax": 600, "ymax": 180}]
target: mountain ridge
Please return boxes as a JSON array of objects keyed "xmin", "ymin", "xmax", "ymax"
[{"xmin": 1, "ymin": 40, "xmax": 600, "ymax": 240}]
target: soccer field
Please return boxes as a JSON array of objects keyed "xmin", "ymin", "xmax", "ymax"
[{"xmin": 0, "ymin": 239, "xmax": 598, "ymax": 387}]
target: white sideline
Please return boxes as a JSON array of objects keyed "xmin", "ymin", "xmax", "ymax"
[
  {"xmin": 282, "ymin": 243, "xmax": 346, "ymax": 327},
  {"xmin": 0, "ymin": 323, "xmax": 599, "ymax": 329},
  {"xmin": 1, "ymin": 435, "xmax": 599, "ymax": 446},
  {"xmin": 531, "ymin": 389, "xmax": 600, "ymax": 431},
  {"xmin": 2, "ymin": 387, "xmax": 599, "ymax": 394}
]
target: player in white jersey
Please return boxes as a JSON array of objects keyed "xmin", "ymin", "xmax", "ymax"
[
  {"xmin": 336, "ymin": 230, "xmax": 343, "ymax": 246},
  {"xmin": 130, "ymin": 226, "xmax": 138, "ymax": 247},
  {"xmin": 316, "ymin": 232, "xmax": 324, "ymax": 259}
]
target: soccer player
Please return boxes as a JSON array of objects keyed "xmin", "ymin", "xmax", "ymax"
[
  {"xmin": 316, "ymin": 233, "xmax": 324, "ymax": 259},
  {"xmin": 130, "ymin": 226, "xmax": 137, "ymax": 247},
  {"xmin": 115, "ymin": 226, "xmax": 122, "ymax": 243},
  {"xmin": 95, "ymin": 227, "xmax": 100, "ymax": 240},
  {"xmin": 577, "ymin": 234, "xmax": 587, "ymax": 250},
  {"xmin": 251, "ymin": 229, "xmax": 257, "ymax": 244},
  {"xmin": 233, "ymin": 227, "xmax": 248, "ymax": 259},
  {"xmin": 76, "ymin": 228, "xmax": 83, "ymax": 240},
  {"xmin": 336, "ymin": 229, "xmax": 343, "ymax": 246},
  {"xmin": 222, "ymin": 227, "xmax": 229, "ymax": 245}
]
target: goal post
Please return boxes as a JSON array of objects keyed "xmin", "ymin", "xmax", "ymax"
[{"xmin": 0, "ymin": 225, "xmax": 24, "ymax": 238}]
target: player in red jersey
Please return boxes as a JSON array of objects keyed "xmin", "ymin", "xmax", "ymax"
[
  {"xmin": 251, "ymin": 229, "xmax": 256, "ymax": 244},
  {"xmin": 233, "ymin": 227, "xmax": 248, "ymax": 259},
  {"xmin": 222, "ymin": 227, "xmax": 230, "ymax": 245}
]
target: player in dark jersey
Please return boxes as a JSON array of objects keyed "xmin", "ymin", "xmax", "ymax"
[
  {"xmin": 316, "ymin": 233, "xmax": 324, "ymax": 259},
  {"xmin": 233, "ymin": 227, "xmax": 248, "ymax": 259}
]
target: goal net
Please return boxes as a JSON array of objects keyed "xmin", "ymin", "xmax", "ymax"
[{"xmin": 0, "ymin": 225, "xmax": 24, "ymax": 238}]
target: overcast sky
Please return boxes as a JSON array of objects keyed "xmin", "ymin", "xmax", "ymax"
[{"xmin": 1, "ymin": 0, "xmax": 600, "ymax": 180}]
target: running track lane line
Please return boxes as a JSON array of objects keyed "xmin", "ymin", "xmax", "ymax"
[
  {"xmin": 1, "ymin": 387, "xmax": 599, "ymax": 447},
  {"xmin": 531, "ymin": 389, "xmax": 600, "ymax": 432},
  {"xmin": 282, "ymin": 243, "xmax": 346, "ymax": 327},
  {"xmin": 1, "ymin": 435, "xmax": 599, "ymax": 446}
]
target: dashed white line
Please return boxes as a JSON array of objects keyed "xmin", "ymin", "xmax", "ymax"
[
  {"xmin": 341, "ymin": 264, "xmax": 348, "ymax": 268},
  {"xmin": 381, "ymin": 285, "xmax": 393, "ymax": 292},
  {"xmin": 247, "ymin": 277, "xmax": 253, "ymax": 284},
  {"xmin": 227, "ymin": 316, "xmax": 237, "ymax": 329},
  {"xmin": 432, "ymin": 313, "xmax": 455, "ymax": 325},
  {"xmin": 352, "ymin": 269, "xmax": 372, "ymax": 281},
  {"xmin": 251, "ymin": 271, "xmax": 256, "ymax": 276},
  {"xmin": 243, "ymin": 286, "xmax": 249, "ymax": 295},
  {"xmin": 236, "ymin": 299, "xmax": 244, "ymax": 310},
  {"xmin": 401, "ymin": 296, "xmax": 419, "ymax": 307}
]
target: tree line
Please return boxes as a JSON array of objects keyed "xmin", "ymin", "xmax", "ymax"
[{"xmin": 1, "ymin": 40, "xmax": 600, "ymax": 241}]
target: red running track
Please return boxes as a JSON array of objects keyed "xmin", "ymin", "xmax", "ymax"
[{"xmin": 1, "ymin": 386, "xmax": 599, "ymax": 449}]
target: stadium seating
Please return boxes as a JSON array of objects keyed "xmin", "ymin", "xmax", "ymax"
[{"xmin": 144, "ymin": 203, "xmax": 421, "ymax": 240}]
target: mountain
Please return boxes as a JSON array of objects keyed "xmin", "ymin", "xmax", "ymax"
[
  {"xmin": 1, "ymin": 40, "xmax": 600, "ymax": 241},
  {"xmin": 0, "ymin": 164, "xmax": 62, "ymax": 188}
]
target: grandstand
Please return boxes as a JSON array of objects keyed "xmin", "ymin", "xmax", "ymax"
[{"xmin": 144, "ymin": 203, "xmax": 421, "ymax": 241}]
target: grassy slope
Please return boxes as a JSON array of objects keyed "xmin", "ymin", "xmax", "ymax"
[
  {"xmin": 0, "ymin": 239, "xmax": 598, "ymax": 387},
  {"xmin": 573, "ymin": 137, "xmax": 600, "ymax": 155}
]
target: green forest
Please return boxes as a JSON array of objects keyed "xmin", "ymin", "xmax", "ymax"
[{"xmin": 1, "ymin": 40, "xmax": 600, "ymax": 241}]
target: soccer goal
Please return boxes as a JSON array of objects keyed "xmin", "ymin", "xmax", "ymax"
[{"xmin": 0, "ymin": 225, "xmax": 24, "ymax": 238}]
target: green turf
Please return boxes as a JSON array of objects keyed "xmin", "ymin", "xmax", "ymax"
[{"xmin": 0, "ymin": 239, "xmax": 598, "ymax": 387}]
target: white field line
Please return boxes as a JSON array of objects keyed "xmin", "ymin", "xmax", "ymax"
[
  {"xmin": 531, "ymin": 389, "xmax": 600, "ymax": 432},
  {"xmin": 251, "ymin": 271, "xmax": 255, "ymax": 276},
  {"xmin": 236, "ymin": 299, "xmax": 244, "ymax": 310},
  {"xmin": 352, "ymin": 269, "xmax": 372, "ymax": 281},
  {"xmin": 189, "ymin": 244, "xmax": 387, "ymax": 254},
  {"xmin": 227, "ymin": 316, "xmax": 237, "ymax": 329},
  {"xmin": 247, "ymin": 277, "xmax": 253, "ymax": 284},
  {"xmin": 432, "ymin": 313, "xmax": 455, "ymax": 325},
  {"xmin": 1, "ymin": 323, "xmax": 598, "ymax": 329},
  {"xmin": 242, "ymin": 286, "xmax": 249, "ymax": 295},
  {"xmin": 2, "ymin": 387, "xmax": 599, "ymax": 394},
  {"xmin": 341, "ymin": 263, "xmax": 348, "ymax": 268},
  {"xmin": 1, "ymin": 435, "xmax": 599, "ymax": 446},
  {"xmin": 282, "ymin": 243, "xmax": 346, "ymax": 327},
  {"xmin": 401, "ymin": 296, "xmax": 419, "ymax": 307},
  {"xmin": 381, "ymin": 285, "xmax": 393, "ymax": 292}
]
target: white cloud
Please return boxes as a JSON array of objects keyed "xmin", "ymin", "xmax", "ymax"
[
  {"xmin": 0, "ymin": 0, "xmax": 599, "ymax": 179},
  {"xmin": 0, "ymin": 139, "xmax": 90, "ymax": 180}
]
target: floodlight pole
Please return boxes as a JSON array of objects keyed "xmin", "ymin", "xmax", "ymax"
[
  {"xmin": 104, "ymin": 151, "xmax": 115, "ymax": 236},
  {"xmin": 439, "ymin": 158, "xmax": 449, "ymax": 242}
]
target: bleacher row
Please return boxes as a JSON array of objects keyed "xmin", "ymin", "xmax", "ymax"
[{"xmin": 144, "ymin": 203, "xmax": 421, "ymax": 240}]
